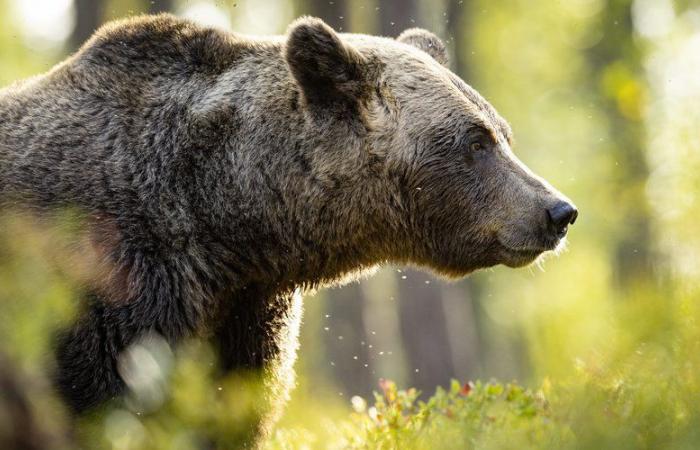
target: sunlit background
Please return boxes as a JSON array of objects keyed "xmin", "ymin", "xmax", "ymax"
[{"xmin": 1, "ymin": 0, "xmax": 700, "ymax": 448}]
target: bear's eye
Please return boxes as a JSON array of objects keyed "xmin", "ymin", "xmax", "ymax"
[{"xmin": 470, "ymin": 142, "xmax": 483, "ymax": 152}]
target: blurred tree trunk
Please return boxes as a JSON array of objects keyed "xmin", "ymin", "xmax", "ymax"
[
  {"xmin": 441, "ymin": 279, "xmax": 485, "ymax": 379},
  {"xmin": 396, "ymin": 270, "xmax": 456, "ymax": 391},
  {"xmin": 378, "ymin": 0, "xmax": 418, "ymax": 36},
  {"xmin": 323, "ymin": 285, "xmax": 373, "ymax": 397},
  {"xmin": 446, "ymin": 0, "xmax": 469, "ymax": 81},
  {"xmin": 586, "ymin": 1, "xmax": 653, "ymax": 286},
  {"xmin": 70, "ymin": 0, "xmax": 106, "ymax": 51},
  {"xmin": 299, "ymin": 0, "xmax": 348, "ymax": 31},
  {"xmin": 148, "ymin": 0, "xmax": 174, "ymax": 14}
]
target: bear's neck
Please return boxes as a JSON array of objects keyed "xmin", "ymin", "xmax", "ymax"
[
  {"xmin": 235, "ymin": 132, "xmax": 407, "ymax": 292},
  {"xmin": 285, "ymin": 175, "xmax": 400, "ymax": 288}
]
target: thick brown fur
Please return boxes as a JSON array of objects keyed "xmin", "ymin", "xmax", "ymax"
[{"xmin": 0, "ymin": 14, "xmax": 576, "ymax": 445}]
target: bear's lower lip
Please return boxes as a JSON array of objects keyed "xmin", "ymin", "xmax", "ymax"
[
  {"xmin": 501, "ymin": 249, "xmax": 544, "ymax": 267},
  {"xmin": 498, "ymin": 240, "xmax": 559, "ymax": 267}
]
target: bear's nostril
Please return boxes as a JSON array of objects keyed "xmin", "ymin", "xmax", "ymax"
[
  {"xmin": 547, "ymin": 201, "xmax": 578, "ymax": 233},
  {"xmin": 569, "ymin": 208, "xmax": 578, "ymax": 225}
]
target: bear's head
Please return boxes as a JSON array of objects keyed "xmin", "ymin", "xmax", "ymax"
[{"xmin": 284, "ymin": 18, "xmax": 577, "ymax": 277}]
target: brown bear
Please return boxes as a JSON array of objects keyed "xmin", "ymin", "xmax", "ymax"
[{"xmin": 0, "ymin": 13, "xmax": 577, "ymax": 443}]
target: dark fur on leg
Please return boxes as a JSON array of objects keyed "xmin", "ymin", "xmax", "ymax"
[
  {"xmin": 55, "ymin": 252, "xmax": 222, "ymax": 413},
  {"xmin": 214, "ymin": 285, "xmax": 303, "ymax": 446},
  {"xmin": 54, "ymin": 295, "xmax": 127, "ymax": 413}
]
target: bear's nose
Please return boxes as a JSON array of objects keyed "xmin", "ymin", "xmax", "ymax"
[{"xmin": 547, "ymin": 201, "xmax": 578, "ymax": 235}]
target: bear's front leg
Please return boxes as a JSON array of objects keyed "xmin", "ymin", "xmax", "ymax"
[
  {"xmin": 54, "ymin": 254, "xmax": 219, "ymax": 413},
  {"xmin": 54, "ymin": 293, "xmax": 129, "ymax": 412},
  {"xmin": 214, "ymin": 285, "xmax": 304, "ymax": 445}
]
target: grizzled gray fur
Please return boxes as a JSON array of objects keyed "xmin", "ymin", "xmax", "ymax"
[{"xmin": 0, "ymin": 14, "xmax": 577, "ymax": 442}]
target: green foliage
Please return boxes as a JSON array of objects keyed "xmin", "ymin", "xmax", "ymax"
[
  {"xmin": 76, "ymin": 341, "xmax": 267, "ymax": 450},
  {"xmin": 337, "ymin": 379, "xmax": 560, "ymax": 450}
]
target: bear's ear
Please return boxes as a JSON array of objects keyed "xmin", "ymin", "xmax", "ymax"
[
  {"xmin": 285, "ymin": 17, "xmax": 368, "ymax": 112},
  {"xmin": 396, "ymin": 28, "xmax": 448, "ymax": 66}
]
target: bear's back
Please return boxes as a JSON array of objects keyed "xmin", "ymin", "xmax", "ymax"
[{"xmin": 77, "ymin": 14, "xmax": 254, "ymax": 80}]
